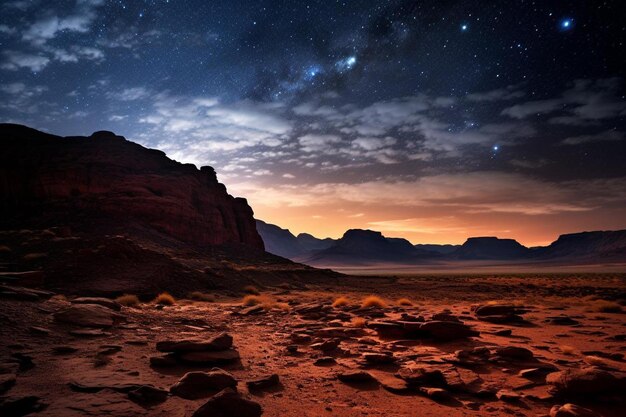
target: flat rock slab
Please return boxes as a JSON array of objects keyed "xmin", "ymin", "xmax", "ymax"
[
  {"xmin": 178, "ymin": 348, "xmax": 240, "ymax": 364},
  {"xmin": 156, "ymin": 332, "xmax": 232, "ymax": 353},
  {"xmin": 72, "ymin": 297, "xmax": 122, "ymax": 311},
  {"xmin": 54, "ymin": 304, "xmax": 124, "ymax": 328}
]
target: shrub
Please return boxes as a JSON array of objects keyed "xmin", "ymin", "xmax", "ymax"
[
  {"xmin": 350, "ymin": 317, "xmax": 367, "ymax": 327},
  {"xmin": 397, "ymin": 298, "xmax": 413, "ymax": 306},
  {"xmin": 242, "ymin": 294, "xmax": 263, "ymax": 306},
  {"xmin": 153, "ymin": 292, "xmax": 175, "ymax": 306},
  {"xmin": 361, "ymin": 296, "xmax": 387, "ymax": 309},
  {"xmin": 271, "ymin": 302, "xmax": 291, "ymax": 311},
  {"xmin": 115, "ymin": 294, "xmax": 140, "ymax": 307},
  {"xmin": 332, "ymin": 296, "xmax": 349, "ymax": 307},
  {"xmin": 188, "ymin": 291, "xmax": 215, "ymax": 302},
  {"xmin": 243, "ymin": 285, "xmax": 260, "ymax": 295}
]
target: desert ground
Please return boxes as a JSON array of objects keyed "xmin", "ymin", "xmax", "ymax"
[{"xmin": 1, "ymin": 272, "xmax": 625, "ymax": 417}]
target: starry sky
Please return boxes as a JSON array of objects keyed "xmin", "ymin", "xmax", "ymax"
[{"xmin": 1, "ymin": 0, "xmax": 625, "ymax": 245}]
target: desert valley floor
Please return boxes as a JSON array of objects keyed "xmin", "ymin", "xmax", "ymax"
[{"xmin": 1, "ymin": 273, "xmax": 625, "ymax": 417}]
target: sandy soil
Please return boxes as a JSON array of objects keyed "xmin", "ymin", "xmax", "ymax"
[{"xmin": 1, "ymin": 273, "xmax": 625, "ymax": 417}]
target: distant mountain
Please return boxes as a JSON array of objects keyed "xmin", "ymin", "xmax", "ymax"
[
  {"xmin": 255, "ymin": 220, "xmax": 336, "ymax": 259},
  {"xmin": 415, "ymin": 244, "xmax": 460, "ymax": 255},
  {"xmin": 296, "ymin": 233, "xmax": 336, "ymax": 252},
  {"xmin": 256, "ymin": 219, "xmax": 626, "ymax": 267},
  {"xmin": 451, "ymin": 237, "xmax": 530, "ymax": 260},
  {"xmin": 255, "ymin": 220, "xmax": 303, "ymax": 258},
  {"xmin": 300, "ymin": 229, "xmax": 436, "ymax": 265},
  {"xmin": 534, "ymin": 230, "xmax": 626, "ymax": 260}
]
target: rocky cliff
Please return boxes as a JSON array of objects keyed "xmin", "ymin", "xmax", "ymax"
[{"xmin": 0, "ymin": 123, "xmax": 264, "ymax": 249}]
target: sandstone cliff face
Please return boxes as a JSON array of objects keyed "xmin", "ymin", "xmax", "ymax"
[{"xmin": 0, "ymin": 123, "xmax": 264, "ymax": 249}]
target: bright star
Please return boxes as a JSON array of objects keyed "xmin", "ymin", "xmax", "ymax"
[
  {"xmin": 493, "ymin": 145, "xmax": 499, "ymax": 151},
  {"xmin": 560, "ymin": 18, "xmax": 573, "ymax": 30},
  {"xmin": 461, "ymin": 24, "xmax": 468, "ymax": 31},
  {"xmin": 336, "ymin": 56, "xmax": 357, "ymax": 71}
]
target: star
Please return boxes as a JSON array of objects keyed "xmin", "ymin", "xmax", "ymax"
[
  {"xmin": 461, "ymin": 24, "xmax": 468, "ymax": 32},
  {"xmin": 560, "ymin": 18, "xmax": 573, "ymax": 30},
  {"xmin": 492, "ymin": 145, "xmax": 499, "ymax": 151}
]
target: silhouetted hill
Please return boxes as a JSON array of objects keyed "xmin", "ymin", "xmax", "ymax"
[
  {"xmin": 451, "ymin": 237, "xmax": 530, "ymax": 260},
  {"xmin": 255, "ymin": 219, "xmax": 303, "ymax": 258},
  {"xmin": 534, "ymin": 230, "xmax": 626, "ymax": 260},
  {"xmin": 415, "ymin": 244, "xmax": 460, "ymax": 255},
  {"xmin": 296, "ymin": 233, "xmax": 336, "ymax": 252},
  {"xmin": 301, "ymin": 229, "xmax": 435, "ymax": 265}
]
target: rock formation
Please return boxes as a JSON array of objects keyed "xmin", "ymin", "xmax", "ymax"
[{"xmin": 0, "ymin": 123, "xmax": 263, "ymax": 249}]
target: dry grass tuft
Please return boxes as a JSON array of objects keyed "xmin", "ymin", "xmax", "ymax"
[
  {"xmin": 587, "ymin": 299, "xmax": 622, "ymax": 313},
  {"xmin": 242, "ymin": 294, "xmax": 263, "ymax": 306},
  {"xmin": 271, "ymin": 302, "xmax": 291, "ymax": 311},
  {"xmin": 332, "ymin": 296, "xmax": 350, "ymax": 307},
  {"xmin": 559, "ymin": 345, "xmax": 576, "ymax": 356},
  {"xmin": 243, "ymin": 285, "xmax": 260, "ymax": 295},
  {"xmin": 350, "ymin": 317, "xmax": 367, "ymax": 327},
  {"xmin": 361, "ymin": 295, "xmax": 387, "ymax": 309},
  {"xmin": 397, "ymin": 298, "xmax": 413, "ymax": 306},
  {"xmin": 115, "ymin": 294, "xmax": 140, "ymax": 307},
  {"xmin": 188, "ymin": 291, "xmax": 215, "ymax": 302},
  {"xmin": 153, "ymin": 292, "xmax": 176, "ymax": 306}
]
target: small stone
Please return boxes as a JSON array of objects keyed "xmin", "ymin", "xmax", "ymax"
[
  {"xmin": 128, "ymin": 385, "xmax": 169, "ymax": 406},
  {"xmin": 550, "ymin": 403, "xmax": 602, "ymax": 417},
  {"xmin": 246, "ymin": 374, "xmax": 279, "ymax": 391},
  {"xmin": 496, "ymin": 389, "xmax": 521, "ymax": 402},
  {"xmin": 494, "ymin": 346, "xmax": 535, "ymax": 361},
  {"xmin": 363, "ymin": 352, "xmax": 395, "ymax": 364},
  {"xmin": 0, "ymin": 374, "xmax": 16, "ymax": 394},
  {"xmin": 314, "ymin": 357, "xmax": 336, "ymax": 366},
  {"xmin": 420, "ymin": 387, "xmax": 453, "ymax": 401},
  {"xmin": 337, "ymin": 371, "xmax": 376, "ymax": 383}
]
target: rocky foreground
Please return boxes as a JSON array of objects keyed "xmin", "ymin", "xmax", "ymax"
[{"xmin": 0, "ymin": 274, "xmax": 625, "ymax": 417}]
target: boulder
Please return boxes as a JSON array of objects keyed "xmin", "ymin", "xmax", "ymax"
[
  {"xmin": 53, "ymin": 304, "xmax": 124, "ymax": 327},
  {"xmin": 474, "ymin": 304, "xmax": 527, "ymax": 317},
  {"xmin": 494, "ymin": 346, "xmax": 535, "ymax": 361},
  {"xmin": 170, "ymin": 369, "xmax": 237, "ymax": 399},
  {"xmin": 192, "ymin": 388, "xmax": 262, "ymax": 417},
  {"xmin": 419, "ymin": 320, "xmax": 479, "ymax": 341},
  {"xmin": 546, "ymin": 368, "xmax": 623, "ymax": 396}
]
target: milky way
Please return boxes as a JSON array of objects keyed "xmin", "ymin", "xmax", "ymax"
[{"xmin": 1, "ymin": 0, "xmax": 625, "ymax": 244}]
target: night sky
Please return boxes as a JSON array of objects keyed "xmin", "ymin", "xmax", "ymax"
[{"xmin": 1, "ymin": 0, "xmax": 625, "ymax": 245}]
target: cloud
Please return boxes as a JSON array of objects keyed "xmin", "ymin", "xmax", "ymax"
[
  {"xmin": 561, "ymin": 130, "xmax": 625, "ymax": 145},
  {"xmin": 502, "ymin": 78, "xmax": 626, "ymax": 122},
  {"xmin": 107, "ymin": 87, "xmax": 152, "ymax": 101},
  {"xmin": 466, "ymin": 85, "xmax": 525, "ymax": 102},
  {"xmin": 229, "ymin": 172, "xmax": 626, "ymax": 217},
  {"xmin": 1, "ymin": 51, "xmax": 50, "ymax": 71},
  {"xmin": 298, "ymin": 134, "xmax": 342, "ymax": 153},
  {"xmin": 22, "ymin": 1, "xmax": 104, "ymax": 46}
]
